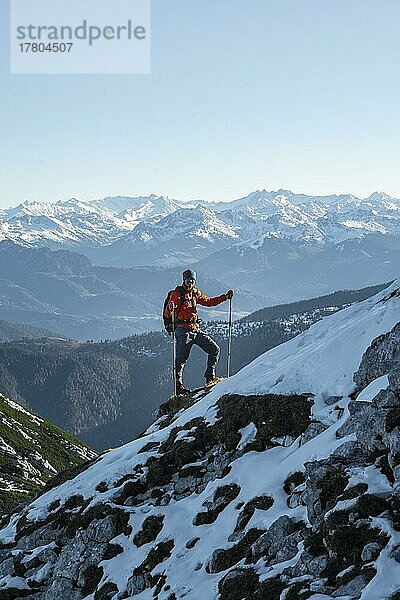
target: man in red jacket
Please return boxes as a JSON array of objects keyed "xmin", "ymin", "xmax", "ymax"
[{"xmin": 165, "ymin": 269, "xmax": 234, "ymax": 395}]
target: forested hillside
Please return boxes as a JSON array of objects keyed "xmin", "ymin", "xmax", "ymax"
[
  {"xmin": 0, "ymin": 319, "xmax": 57, "ymax": 342},
  {"xmin": 0, "ymin": 393, "xmax": 97, "ymax": 514}
]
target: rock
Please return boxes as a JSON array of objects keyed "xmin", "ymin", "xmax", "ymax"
[
  {"xmin": 300, "ymin": 422, "xmax": 327, "ymax": 445},
  {"xmin": 271, "ymin": 531, "xmax": 302, "ymax": 565},
  {"xmin": 336, "ymin": 401, "xmax": 386, "ymax": 454},
  {"xmin": 325, "ymin": 395, "xmax": 343, "ymax": 406},
  {"xmin": 207, "ymin": 528, "xmax": 263, "ymax": 573},
  {"xmin": 287, "ymin": 487, "xmax": 306, "ymax": 509},
  {"xmin": 16, "ymin": 523, "xmax": 64, "ymax": 552},
  {"xmin": 126, "ymin": 573, "xmax": 147, "ymax": 595},
  {"xmin": 133, "ymin": 515, "xmax": 164, "ymax": 547},
  {"xmin": 303, "ymin": 459, "xmax": 348, "ymax": 525},
  {"xmin": 331, "ymin": 441, "xmax": 374, "ymax": 465},
  {"xmin": 391, "ymin": 545, "xmax": 400, "ymax": 563},
  {"xmin": 354, "ymin": 322, "xmax": 400, "ymax": 389},
  {"xmin": 389, "ymin": 367, "xmax": 400, "ymax": 394},
  {"xmin": 173, "ymin": 475, "xmax": 197, "ymax": 496},
  {"xmin": 234, "ymin": 495, "xmax": 274, "ymax": 532},
  {"xmin": 53, "ymin": 536, "xmax": 85, "ymax": 581},
  {"xmin": 80, "ymin": 564, "xmax": 103, "ymax": 596},
  {"xmin": 251, "ymin": 516, "xmax": 298, "ymax": 562},
  {"xmin": 385, "ymin": 428, "xmax": 400, "ymax": 469},
  {"xmin": 214, "ymin": 393, "xmax": 312, "ymax": 453},
  {"xmin": 160, "ymin": 494, "xmax": 171, "ymax": 506},
  {"xmin": 0, "ymin": 557, "xmax": 14, "ymax": 578},
  {"xmin": 361, "ymin": 542, "xmax": 383, "ymax": 562},
  {"xmin": 24, "ymin": 547, "xmax": 58, "ymax": 570},
  {"xmin": 43, "ymin": 577, "xmax": 82, "ymax": 600},
  {"xmin": 307, "ymin": 554, "xmax": 328, "ymax": 578},
  {"xmin": 94, "ymin": 582, "xmax": 119, "ymax": 599},
  {"xmin": 193, "ymin": 484, "xmax": 240, "ymax": 526},
  {"xmin": 218, "ymin": 567, "xmax": 259, "ymax": 600},
  {"xmin": 283, "ymin": 472, "xmax": 305, "ymax": 495},
  {"xmin": 332, "ymin": 574, "xmax": 369, "ymax": 598}
]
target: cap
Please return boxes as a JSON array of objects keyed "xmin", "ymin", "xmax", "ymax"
[{"xmin": 182, "ymin": 269, "xmax": 197, "ymax": 281}]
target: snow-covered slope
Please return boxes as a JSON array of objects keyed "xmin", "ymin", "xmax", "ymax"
[{"xmin": 1, "ymin": 281, "xmax": 400, "ymax": 599}]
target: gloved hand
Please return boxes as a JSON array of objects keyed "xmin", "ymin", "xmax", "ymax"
[{"xmin": 226, "ymin": 289, "xmax": 234, "ymax": 300}]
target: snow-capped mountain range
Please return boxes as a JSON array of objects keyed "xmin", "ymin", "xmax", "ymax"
[
  {"xmin": 1, "ymin": 279, "xmax": 400, "ymax": 598},
  {"xmin": 1, "ymin": 190, "xmax": 400, "ymax": 268}
]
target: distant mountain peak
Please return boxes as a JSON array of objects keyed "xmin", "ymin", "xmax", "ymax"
[{"xmin": 365, "ymin": 191, "xmax": 396, "ymax": 203}]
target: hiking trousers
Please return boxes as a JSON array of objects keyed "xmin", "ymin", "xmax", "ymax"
[{"xmin": 175, "ymin": 328, "xmax": 220, "ymax": 384}]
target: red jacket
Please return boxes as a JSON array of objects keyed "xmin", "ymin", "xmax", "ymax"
[{"xmin": 165, "ymin": 285, "xmax": 227, "ymax": 330}]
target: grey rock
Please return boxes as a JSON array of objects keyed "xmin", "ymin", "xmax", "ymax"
[
  {"xmin": 303, "ymin": 459, "xmax": 348, "ymax": 525},
  {"xmin": 309, "ymin": 580, "xmax": 333, "ymax": 594},
  {"xmin": 124, "ymin": 496, "xmax": 138, "ymax": 506},
  {"xmin": 361, "ymin": 542, "xmax": 383, "ymax": 562},
  {"xmin": 287, "ymin": 489, "xmax": 306, "ymax": 509},
  {"xmin": 391, "ymin": 545, "xmax": 400, "ymax": 563},
  {"xmin": 0, "ymin": 549, "xmax": 12, "ymax": 562},
  {"xmin": 227, "ymin": 530, "xmax": 245, "ymax": 544},
  {"xmin": 336, "ymin": 401, "xmax": 387, "ymax": 454},
  {"xmin": 173, "ymin": 475, "xmax": 197, "ymax": 495},
  {"xmin": 332, "ymin": 441, "xmax": 375, "ymax": 464},
  {"xmin": 53, "ymin": 536, "xmax": 85, "ymax": 581},
  {"xmin": 160, "ymin": 494, "xmax": 171, "ymax": 506},
  {"xmin": 0, "ymin": 556, "xmax": 14, "ymax": 577},
  {"xmin": 325, "ymin": 395, "xmax": 343, "ymax": 406},
  {"xmin": 126, "ymin": 573, "xmax": 147, "ymax": 595},
  {"xmin": 332, "ymin": 574, "xmax": 368, "ymax": 598},
  {"xmin": 384, "ymin": 428, "xmax": 400, "ymax": 469},
  {"xmin": 270, "ymin": 531, "xmax": 302, "ymax": 565},
  {"xmin": 373, "ymin": 388, "xmax": 400, "ymax": 410},
  {"xmin": 251, "ymin": 516, "xmax": 297, "ymax": 561},
  {"xmin": 307, "ymin": 554, "xmax": 328, "ymax": 578},
  {"xmin": 43, "ymin": 577, "xmax": 83, "ymax": 600},
  {"xmin": 291, "ymin": 550, "xmax": 328, "ymax": 578},
  {"xmin": 17, "ymin": 523, "xmax": 63, "ymax": 551},
  {"xmin": 389, "ymin": 367, "xmax": 400, "ymax": 394},
  {"xmin": 174, "ymin": 490, "xmax": 192, "ymax": 501},
  {"xmin": 354, "ymin": 322, "xmax": 400, "ymax": 389},
  {"xmin": 300, "ymin": 422, "xmax": 327, "ymax": 445},
  {"xmin": 25, "ymin": 547, "xmax": 58, "ymax": 569}
]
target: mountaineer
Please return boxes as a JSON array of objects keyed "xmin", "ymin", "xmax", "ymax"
[{"xmin": 163, "ymin": 269, "xmax": 234, "ymax": 395}]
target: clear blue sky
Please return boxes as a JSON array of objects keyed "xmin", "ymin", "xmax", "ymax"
[{"xmin": 1, "ymin": 0, "xmax": 400, "ymax": 208}]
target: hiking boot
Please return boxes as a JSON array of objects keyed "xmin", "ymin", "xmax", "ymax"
[
  {"xmin": 204, "ymin": 370, "xmax": 216, "ymax": 386},
  {"xmin": 205, "ymin": 376, "xmax": 224, "ymax": 387},
  {"xmin": 176, "ymin": 382, "xmax": 191, "ymax": 396}
]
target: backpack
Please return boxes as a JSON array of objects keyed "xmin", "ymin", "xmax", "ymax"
[{"xmin": 162, "ymin": 286, "xmax": 198, "ymax": 333}]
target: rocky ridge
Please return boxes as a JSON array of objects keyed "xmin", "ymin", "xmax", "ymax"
[{"xmin": 1, "ymin": 283, "xmax": 400, "ymax": 599}]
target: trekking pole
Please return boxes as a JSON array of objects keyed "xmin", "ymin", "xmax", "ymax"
[
  {"xmin": 169, "ymin": 301, "xmax": 177, "ymax": 397},
  {"xmin": 227, "ymin": 296, "xmax": 233, "ymax": 378}
]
